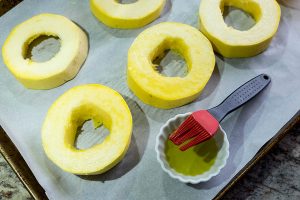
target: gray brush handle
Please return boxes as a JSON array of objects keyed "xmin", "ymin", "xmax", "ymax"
[{"xmin": 208, "ymin": 74, "xmax": 271, "ymax": 122}]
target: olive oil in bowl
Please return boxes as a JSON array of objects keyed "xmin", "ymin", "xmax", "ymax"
[
  {"xmin": 156, "ymin": 113, "xmax": 229, "ymax": 183},
  {"xmin": 165, "ymin": 138, "xmax": 219, "ymax": 176}
]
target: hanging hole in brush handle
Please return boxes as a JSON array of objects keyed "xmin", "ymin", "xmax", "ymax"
[{"xmin": 208, "ymin": 74, "xmax": 271, "ymax": 122}]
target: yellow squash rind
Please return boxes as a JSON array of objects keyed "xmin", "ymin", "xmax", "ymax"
[
  {"xmin": 42, "ymin": 84, "xmax": 133, "ymax": 175},
  {"xmin": 2, "ymin": 13, "xmax": 88, "ymax": 89},
  {"xmin": 199, "ymin": 0, "xmax": 281, "ymax": 58},
  {"xmin": 90, "ymin": 0, "xmax": 166, "ymax": 29},
  {"xmin": 127, "ymin": 22, "xmax": 215, "ymax": 109}
]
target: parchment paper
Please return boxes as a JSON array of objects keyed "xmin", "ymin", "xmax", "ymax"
[{"xmin": 0, "ymin": 0, "xmax": 299, "ymax": 199}]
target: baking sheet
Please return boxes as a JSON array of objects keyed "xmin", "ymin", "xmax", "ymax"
[{"xmin": 0, "ymin": 0, "xmax": 299, "ymax": 199}]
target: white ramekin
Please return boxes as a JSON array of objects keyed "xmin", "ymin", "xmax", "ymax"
[{"xmin": 155, "ymin": 112, "xmax": 229, "ymax": 184}]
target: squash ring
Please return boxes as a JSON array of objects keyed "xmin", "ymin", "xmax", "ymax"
[
  {"xmin": 199, "ymin": 0, "xmax": 281, "ymax": 58},
  {"xmin": 127, "ymin": 22, "xmax": 215, "ymax": 109},
  {"xmin": 42, "ymin": 84, "xmax": 133, "ymax": 175},
  {"xmin": 2, "ymin": 13, "xmax": 88, "ymax": 89},
  {"xmin": 90, "ymin": 0, "xmax": 166, "ymax": 29}
]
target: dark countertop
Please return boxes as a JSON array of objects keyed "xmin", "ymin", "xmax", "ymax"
[
  {"xmin": 0, "ymin": 123, "xmax": 299, "ymax": 199},
  {"xmin": 0, "ymin": 0, "xmax": 21, "ymax": 16},
  {"xmin": 223, "ymin": 123, "xmax": 300, "ymax": 200},
  {"xmin": 0, "ymin": 156, "xmax": 31, "ymax": 199}
]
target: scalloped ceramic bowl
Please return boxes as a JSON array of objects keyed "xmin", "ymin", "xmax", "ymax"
[{"xmin": 155, "ymin": 112, "xmax": 229, "ymax": 184}]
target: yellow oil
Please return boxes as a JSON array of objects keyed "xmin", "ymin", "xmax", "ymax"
[{"xmin": 165, "ymin": 138, "xmax": 218, "ymax": 176}]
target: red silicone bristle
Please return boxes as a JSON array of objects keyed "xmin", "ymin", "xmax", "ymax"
[
  {"xmin": 174, "ymin": 125, "xmax": 205, "ymax": 145},
  {"xmin": 174, "ymin": 116, "xmax": 197, "ymax": 136},
  {"xmin": 180, "ymin": 131, "xmax": 211, "ymax": 151},
  {"xmin": 169, "ymin": 110, "xmax": 220, "ymax": 151},
  {"xmin": 169, "ymin": 115, "xmax": 197, "ymax": 141}
]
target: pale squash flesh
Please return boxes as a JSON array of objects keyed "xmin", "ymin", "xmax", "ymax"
[
  {"xmin": 90, "ymin": 0, "xmax": 166, "ymax": 29},
  {"xmin": 42, "ymin": 84, "xmax": 133, "ymax": 175},
  {"xmin": 199, "ymin": 0, "xmax": 281, "ymax": 58},
  {"xmin": 127, "ymin": 22, "xmax": 215, "ymax": 109},
  {"xmin": 2, "ymin": 13, "xmax": 88, "ymax": 89}
]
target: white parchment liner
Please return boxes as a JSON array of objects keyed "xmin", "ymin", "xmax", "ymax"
[{"xmin": 0, "ymin": 1, "xmax": 299, "ymax": 199}]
